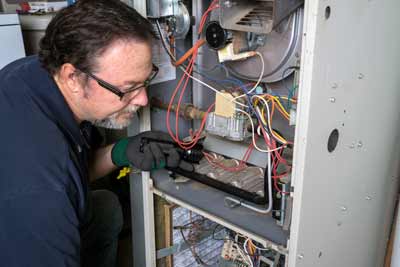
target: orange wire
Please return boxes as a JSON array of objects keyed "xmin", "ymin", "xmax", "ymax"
[
  {"xmin": 173, "ymin": 39, "xmax": 206, "ymax": 66},
  {"xmin": 169, "ymin": 35, "xmax": 175, "ymax": 57}
]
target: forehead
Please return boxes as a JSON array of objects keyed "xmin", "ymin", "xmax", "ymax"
[{"xmin": 95, "ymin": 39, "xmax": 153, "ymax": 82}]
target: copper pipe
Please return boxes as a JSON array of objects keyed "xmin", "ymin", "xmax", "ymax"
[{"xmin": 151, "ymin": 97, "xmax": 206, "ymax": 120}]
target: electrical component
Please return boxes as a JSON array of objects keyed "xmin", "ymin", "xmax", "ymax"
[
  {"xmin": 215, "ymin": 91, "xmax": 236, "ymax": 118},
  {"xmin": 205, "ymin": 21, "xmax": 230, "ymax": 50},
  {"xmin": 221, "ymin": 239, "xmax": 250, "ymax": 266},
  {"xmin": 222, "ymin": 7, "xmax": 304, "ymax": 82},
  {"xmin": 219, "ymin": 0, "xmax": 274, "ymax": 34},
  {"xmin": 217, "ymin": 43, "xmax": 256, "ymax": 63},
  {"xmin": 147, "ymin": 0, "xmax": 191, "ymax": 39},
  {"xmin": 205, "ymin": 111, "xmax": 250, "ymax": 141},
  {"xmin": 206, "ymin": 91, "xmax": 250, "ymax": 141},
  {"xmin": 166, "ymin": 2, "xmax": 191, "ymax": 39}
]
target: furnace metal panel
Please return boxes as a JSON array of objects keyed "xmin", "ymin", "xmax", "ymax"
[{"xmin": 289, "ymin": 0, "xmax": 400, "ymax": 266}]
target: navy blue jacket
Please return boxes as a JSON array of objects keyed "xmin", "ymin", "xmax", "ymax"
[{"xmin": 0, "ymin": 56, "xmax": 91, "ymax": 267}]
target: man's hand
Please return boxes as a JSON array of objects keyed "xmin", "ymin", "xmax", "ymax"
[{"xmin": 111, "ymin": 131, "xmax": 181, "ymax": 171}]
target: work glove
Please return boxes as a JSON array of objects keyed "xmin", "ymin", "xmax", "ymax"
[{"xmin": 111, "ymin": 131, "xmax": 181, "ymax": 171}]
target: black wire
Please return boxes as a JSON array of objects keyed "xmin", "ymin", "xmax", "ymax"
[{"xmin": 179, "ymin": 228, "xmax": 212, "ymax": 266}]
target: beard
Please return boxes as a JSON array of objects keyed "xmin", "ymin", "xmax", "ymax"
[{"xmin": 93, "ymin": 105, "xmax": 140, "ymax": 129}]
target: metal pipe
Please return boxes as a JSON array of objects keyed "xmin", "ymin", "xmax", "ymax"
[{"xmin": 150, "ymin": 97, "xmax": 206, "ymax": 120}]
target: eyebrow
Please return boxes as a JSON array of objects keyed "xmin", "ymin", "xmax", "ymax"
[{"xmin": 123, "ymin": 67, "xmax": 154, "ymax": 85}]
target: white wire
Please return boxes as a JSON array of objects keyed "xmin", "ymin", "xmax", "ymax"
[
  {"xmin": 225, "ymin": 109, "xmax": 273, "ymax": 214},
  {"xmin": 235, "ymin": 108, "xmax": 282, "ymax": 153},
  {"xmin": 245, "ymin": 238, "xmax": 271, "ymax": 251},
  {"xmin": 155, "ymin": 20, "xmax": 248, "ymax": 109},
  {"xmin": 252, "ymin": 95, "xmax": 287, "ymax": 145},
  {"xmin": 232, "ymin": 243, "xmax": 251, "ymax": 266},
  {"xmin": 225, "ymin": 142, "xmax": 273, "ymax": 214},
  {"xmin": 186, "ymin": 72, "xmax": 248, "ymax": 108},
  {"xmin": 157, "ymin": 19, "xmax": 275, "ymax": 215},
  {"xmin": 243, "ymin": 239, "xmax": 254, "ymax": 267},
  {"xmin": 231, "ymin": 51, "xmax": 265, "ymax": 102}
]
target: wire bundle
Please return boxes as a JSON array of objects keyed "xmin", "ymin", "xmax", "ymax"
[
  {"xmin": 155, "ymin": 0, "xmax": 295, "ymax": 200},
  {"xmin": 203, "ymin": 142, "xmax": 254, "ymax": 172}
]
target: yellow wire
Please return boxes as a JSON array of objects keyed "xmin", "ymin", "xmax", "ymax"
[
  {"xmin": 273, "ymin": 97, "xmax": 290, "ymax": 118},
  {"xmin": 253, "ymin": 100, "xmax": 288, "ymax": 144}
]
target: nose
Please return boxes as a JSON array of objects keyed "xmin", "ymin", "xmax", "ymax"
[{"xmin": 129, "ymin": 88, "xmax": 148, "ymax": 106}]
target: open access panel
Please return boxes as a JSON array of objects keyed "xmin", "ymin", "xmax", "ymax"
[{"xmin": 128, "ymin": 0, "xmax": 400, "ymax": 266}]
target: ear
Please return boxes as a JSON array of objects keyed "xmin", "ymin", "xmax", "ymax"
[{"xmin": 58, "ymin": 63, "xmax": 84, "ymax": 94}]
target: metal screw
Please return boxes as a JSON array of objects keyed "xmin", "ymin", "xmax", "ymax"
[
  {"xmin": 357, "ymin": 141, "xmax": 363, "ymax": 148},
  {"xmin": 358, "ymin": 73, "xmax": 364, "ymax": 79},
  {"xmin": 341, "ymin": 206, "xmax": 347, "ymax": 212},
  {"xmin": 256, "ymin": 35, "xmax": 266, "ymax": 46},
  {"xmin": 332, "ymin": 83, "xmax": 338, "ymax": 89},
  {"xmin": 297, "ymin": 254, "xmax": 304, "ymax": 260},
  {"xmin": 329, "ymin": 97, "xmax": 336, "ymax": 103},
  {"xmin": 349, "ymin": 143, "xmax": 355, "ymax": 149},
  {"xmin": 365, "ymin": 196, "xmax": 372, "ymax": 200}
]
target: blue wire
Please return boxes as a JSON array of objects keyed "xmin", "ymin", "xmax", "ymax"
[{"xmin": 164, "ymin": 35, "xmax": 271, "ymax": 135}]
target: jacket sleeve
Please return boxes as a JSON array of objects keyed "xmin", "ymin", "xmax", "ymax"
[{"xmin": 0, "ymin": 190, "xmax": 81, "ymax": 267}]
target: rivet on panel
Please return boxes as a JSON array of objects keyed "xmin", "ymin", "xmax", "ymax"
[
  {"xmin": 297, "ymin": 254, "xmax": 304, "ymax": 260},
  {"xmin": 358, "ymin": 73, "xmax": 364, "ymax": 79},
  {"xmin": 349, "ymin": 143, "xmax": 355, "ymax": 149},
  {"xmin": 365, "ymin": 196, "xmax": 372, "ymax": 200},
  {"xmin": 341, "ymin": 206, "xmax": 347, "ymax": 212},
  {"xmin": 357, "ymin": 141, "xmax": 363, "ymax": 148},
  {"xmin": 329, "ymin": 97, "xmax": 336, "ymax": 103},
  {"xmin": 331, "ymin": 83, "xmax": 338, "ymax": 89}
]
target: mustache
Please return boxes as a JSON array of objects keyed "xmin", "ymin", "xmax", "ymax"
[
  {"xmin": 93, "ymin": 105, "xmax": 140, "ymax": 129},
  {"xmin": 120, "ymin": 105, "xmax": 140, "ymax": 114}
]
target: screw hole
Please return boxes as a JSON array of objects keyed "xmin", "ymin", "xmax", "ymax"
[
  {"xmin": 325, "ymin": 6, "xmax": 331, "ymax": 19},
  {"xmin": 344, "ymin": 109, "xmax": 346, "ymax": 114},
  {"xmin": 328, "ymin": 129, "xmax": 339, "ymax": 153}
]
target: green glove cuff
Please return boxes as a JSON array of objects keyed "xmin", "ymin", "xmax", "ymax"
[{"xmin": 111, "ymin": 138, "xmax": 130, "ymax": 167}]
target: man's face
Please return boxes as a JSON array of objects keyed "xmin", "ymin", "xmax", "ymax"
[{"xmin": 80, "ymin": 39, "xmax": 153, "ymax": 129}]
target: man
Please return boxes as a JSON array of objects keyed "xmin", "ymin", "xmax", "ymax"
[{"xmin": 0, "ymin": 0, "xmax": 181, "ymax": 266}]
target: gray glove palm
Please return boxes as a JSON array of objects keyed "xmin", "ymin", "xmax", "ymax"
[{"xmin": 112, "ymin": 131, "xmax": 181, "ymax": 171}]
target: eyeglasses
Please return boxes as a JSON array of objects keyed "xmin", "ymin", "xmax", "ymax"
[{"xmin": 80, "ymin": 64, "xmax": 159, "ymax": 101}]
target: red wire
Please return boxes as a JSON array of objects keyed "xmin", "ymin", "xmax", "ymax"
[
  {"xmin": 166, "ymin": 56, "xmax": 193, "ymax": 141},
  {"xmin": 274, "ymin": 179, "xmax": 289, "ymax": 195},
  {"xmin": 203, "ymin": 142, "xmax": 254, "ymax": 172},
  {"xmin": 198, "ymin": 0, "xmax": 220, "ymax": 35},
  {"xmin": 174, "ymin": 51, "xmax": 197, "ymax": 144},
  {"xmin": 166, "ymin": 49, "xmax": 200, "ymax": 149},
  {"xmin": 166, "ymin": 0, "xmax": 223, "ymax": 150}
]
